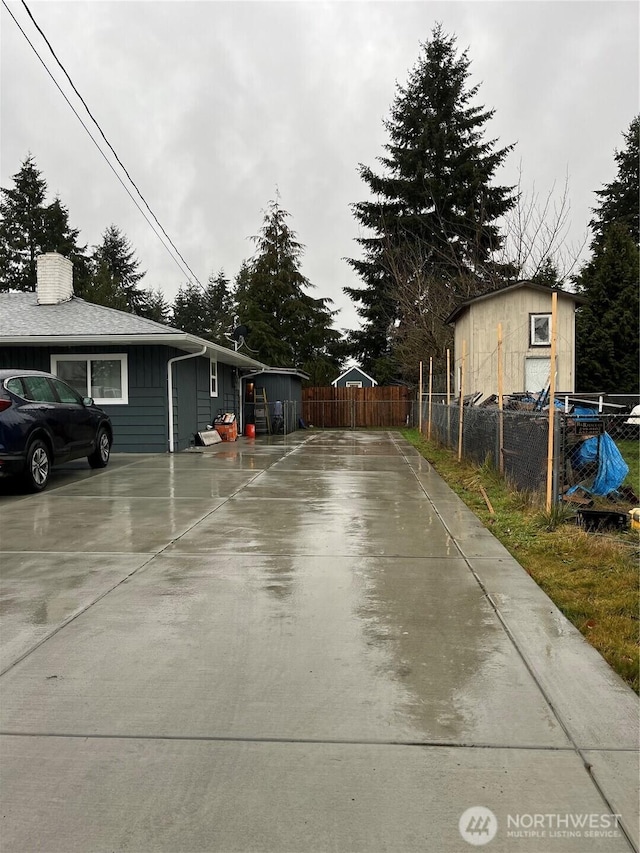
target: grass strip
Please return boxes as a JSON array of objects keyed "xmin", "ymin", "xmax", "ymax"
[{"xmin": 402, "ymin": 427, "xmax": 639, "ymax": 693}]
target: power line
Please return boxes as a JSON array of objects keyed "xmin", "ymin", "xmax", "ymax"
[
  {"xmin": 3, "ymin": 0, "xmax": 203, "ymax": 288},
  {"xmin": 19, "ymin": 0, "xmax": 203, "ymax": 288}
]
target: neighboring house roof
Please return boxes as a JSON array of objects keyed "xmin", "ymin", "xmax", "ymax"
[
  {"xmin": 0, "ymin": 292, "xmax": 266, "ymax": 370},
  {"xmin": 445, "ymin": 281, "xmax": 588, "ymax": 325},
  {"xmin": 331, "ymin": 365, "xmax": 378, "ymax": 387}
]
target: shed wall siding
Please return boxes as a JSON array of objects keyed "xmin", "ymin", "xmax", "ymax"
[
  {"xmin": 243, "ymin": 373, "xmax": 302, "ymax": 434},
  {"xmin": 454, "ymin": 290, "xmax": 577, "ymax": 397},
  {"xmin": 254, "ymin": 375, "xmax": 294, "ymax": 405}
]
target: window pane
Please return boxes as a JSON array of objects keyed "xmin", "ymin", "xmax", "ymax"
[
  {"xmin": 533, "ymin": 316, "xmax": 550, "ymax": 344},
  {"xmin": 22, "ymin": 376, "xmax": 57, "ymax": 403},
  {"xmin": 51, "ymin": 378, "xmax": 83, "ymax": 404},
  {"xmin": 210, "ymin": 360, "xmax": 218, "ymax": 396},
  {"xmin": 57, "ymin": 360, "xmax": 88, "ymax": 396},
  {"xmin": 91, "ymin": 360, "xmax": 122, "ymax": 398},
  {"xmin": 6, "ymin": 378, "xmax": 25, "ymax": 397},
  {"xmin": 534, "ymin": 317, "xmax": 549, "ymax": 338}
]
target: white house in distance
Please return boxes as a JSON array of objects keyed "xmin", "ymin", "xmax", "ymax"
[
  {"xmin": 331, "ymin": 365, "xmax": 378, "ymax": 389},
  {"xmin": 445, "ymin": 281, "xmax": 587, "ymax": 399}
]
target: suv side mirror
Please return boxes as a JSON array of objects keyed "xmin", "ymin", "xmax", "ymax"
[{"xmin": 83, "ymin": 396, "xmax": 94, "ymax": 407}]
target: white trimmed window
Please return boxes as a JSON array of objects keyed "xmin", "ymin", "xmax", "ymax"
[
  {"xmin": 210, "ymin": 359, "xmax": 218, "ymax": 397},
  {"xmin": 345, "ymin": 381, "xmax": 363, "ymax": 388},
  {"xmin": 530, "ymin": 314, "xmax": 551, "ymax": 347},
  {"xmin": 51, "ymin": 354, "xmax": 128, "ymax": 405}
]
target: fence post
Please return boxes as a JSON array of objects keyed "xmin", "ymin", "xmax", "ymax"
[
  {"xmin": 427, "ymin": 356, "xmax": 433, "ymax": 440},
  {"xmin": 497, "ymin": 323, "xmax": 504, "ymax": 475},
  {"xmin": 418, "ymin": 360, "xmax": 423, "ymax": 434},
  {"xmin": 458, "ymin": 339, "xmax": 466, "ymax": 462},
  {"xmin": 552, "ymin": 410, "xmax": 563, "ymax": 505},
  {"xmin": 446, "ymin": 347, "xmax": 451, "ymax": 446},
  {"xmin": 545, "ymin": 290, "xmax": 558, "ymax": 512}
]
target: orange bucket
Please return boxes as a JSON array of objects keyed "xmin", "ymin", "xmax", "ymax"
[{"xmin": 245, "ymin": 423, "xmax": 256, "ymax": 439}]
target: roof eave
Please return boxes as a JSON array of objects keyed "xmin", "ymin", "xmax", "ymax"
[
  {"xmin": 0, "ymin": 333, "xmax": 266, "ymax": 369},
  {"xmin": 445, "ymin": 283, "xmax": 588, "ymax": 325},
  {"xmin": 243, "ymin": 367, "xmax": 310, "ymax": 380}
]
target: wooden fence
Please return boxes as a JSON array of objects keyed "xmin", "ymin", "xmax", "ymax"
[{"xmin": 302, "ymin": 386, "xmax": 414, "ymax": 429}]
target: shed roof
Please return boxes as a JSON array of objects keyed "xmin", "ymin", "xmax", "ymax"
[
  {"xmin": 0, "ymin": 292, "xmax": 266, "ymax": 370},
  {"xmin": 445, "ymin": 281, "xmax": 587, "ymax": 325}
]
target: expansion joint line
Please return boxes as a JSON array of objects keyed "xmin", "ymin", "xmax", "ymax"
[
  {"xmin": 0, "ymin": 439, "xmax": 314, "ymax": 681},
  {"xmin": 390, "ymin": 434, "xmax": 638, "ymax": 853}
]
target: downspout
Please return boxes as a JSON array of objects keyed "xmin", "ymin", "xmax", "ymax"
[
  {"xmin": 238, "ymin": 372, "xmax": 244, "ymax": 436},
  {"xmin": 167, "ymin": 346, "xmax": 207, "ymax": 453}
]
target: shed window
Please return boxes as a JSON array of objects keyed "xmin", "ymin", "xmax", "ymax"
[
  {"xmin": 530, "ymin": 314, "xmax": 551, "ymax": 347},
  {"xmin": 51, "ymin": 354, "xmax": 128, "ymax": 404},
  {"xmin": 210, "ymin": 359, "xmax": 218, "ymax": 397},
  {"xmin": 345, "ymin": 381, "xmax": 363, "ymax": 388}
]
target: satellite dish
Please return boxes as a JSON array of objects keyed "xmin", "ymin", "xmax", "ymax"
[{"xmin": 232, "ymin": 325, "xmax": 249, "ymax": 342}]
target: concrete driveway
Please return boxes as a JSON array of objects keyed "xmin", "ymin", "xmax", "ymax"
[{"xmin": 0, "ymin": 430, "xmax": 637, "ymax": 852}]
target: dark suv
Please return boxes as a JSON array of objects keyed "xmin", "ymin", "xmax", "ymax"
[{"xmin": 0, "ymin": 369, "xmax": 113, "ymax": 492}]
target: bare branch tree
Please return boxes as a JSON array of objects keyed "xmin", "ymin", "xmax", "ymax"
[{"xmin": 496, "ymin": 165, "xmax": 587, "ymax": 284}]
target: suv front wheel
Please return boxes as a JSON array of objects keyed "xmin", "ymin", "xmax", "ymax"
[
  {"xmin": 24, "ymin": 438, "xmax": 51, "ymax": 492},
  {"xmin": 88, "ymin": 427, "xmax": 111, "ymax": 469}
]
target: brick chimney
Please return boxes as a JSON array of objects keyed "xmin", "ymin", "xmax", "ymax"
[{"xmin": 36, "ymin": 253, "xmax": 74, "ymax": 305}]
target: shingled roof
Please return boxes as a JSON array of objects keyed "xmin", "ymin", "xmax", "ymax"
[{"xmin": 0, "ymin": 292, "xmax": 265, "ymax": 370}]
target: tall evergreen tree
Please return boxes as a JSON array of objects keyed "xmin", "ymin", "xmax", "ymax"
[
  {"xmin": 590, "ymin": 116, "xmax": 639, "ymax": 249},
  {"xmin": 236, "ymin": 198, "xmax": 343, "ymax": 375},
  {"xmin": 345, "ymin": 25, "xmax": 516, "ymax": 383},
  {"xmin": 137, "ymin": 287, "xmax": 171, "ymax": 323},
  {"xmin": 0, "ymin": 155, "xmax": 88, "ymax": 292},
  {"xmin": 575, "ymin": 224, "xmax": 638, "ymax": 392},
  {"xmin": 44, "ymin": 196, "xmax": 92, "ymax": 296},
  {"xmin": 530, "ymin": 257, "xmax": 561, "ymax": 288},
  {"xmin": 202, "ymin": 269, "xmax": 236, "ymax": 345},
  {"xmin": 88, "ymin": 224, "xmax": 146, "ymax": 313},
  {"xmin": 171, "ymin": 281, "xmax": 207, "ymax": 336},
  {"xmin": 576, "ymin": 117, "xmax": 639, "ymax": 392},
  {"xmin": 83, "ymin": 259, "xmax": 129, "ymax": 311}
]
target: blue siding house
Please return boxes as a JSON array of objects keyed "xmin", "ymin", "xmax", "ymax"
[
  {"xmin": 0, "ymin": 253, "xmax": 266, "ymax": 452},
  {"xmin": 331, "ymin": 365, "xmax": 378, "ymax": 389}
]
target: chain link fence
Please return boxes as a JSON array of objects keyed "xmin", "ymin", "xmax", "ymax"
[
  {"xmin": 422, "ymin": 400, "xmax": 639, "ymax": 503},
  {"xmin": 558, "ymin": 412, "xmax": 639, "ymax": 508},
  {"xmin": 426, "ymin": 402, "xmax": 550, "ymax": 492}
]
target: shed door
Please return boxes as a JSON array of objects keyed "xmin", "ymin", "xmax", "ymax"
[{"xmin": 524, "ymin": 357, "xmax": 550, "ymax": 393}]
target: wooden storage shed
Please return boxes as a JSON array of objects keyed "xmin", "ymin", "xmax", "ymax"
[{"xmin": 445, "ymin": 282, "xmax": 587, "ymax": 399}]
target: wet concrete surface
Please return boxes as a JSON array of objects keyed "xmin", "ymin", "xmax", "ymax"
[{"xmin": 0, "ymin": 430, "xmax": 638, "ymax": 852}]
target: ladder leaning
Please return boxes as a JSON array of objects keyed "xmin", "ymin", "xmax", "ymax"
[{"xmin": 254, "ymin": 388, "xmax": 271, "ymax": 435}]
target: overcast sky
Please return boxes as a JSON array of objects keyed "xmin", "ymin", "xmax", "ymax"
[{"xmin": 2, "ymin": 1, "xmax": 638, "ymax": 332}]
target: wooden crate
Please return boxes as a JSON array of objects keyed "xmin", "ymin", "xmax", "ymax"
[{"xmin": 214, "ymin": 422, "xmax": 238, "ymax": 441}]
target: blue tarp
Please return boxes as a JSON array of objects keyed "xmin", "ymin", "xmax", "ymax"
[{"xmin": 569, "ymin": 432, "xmax": 629, "ymax": 496}]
